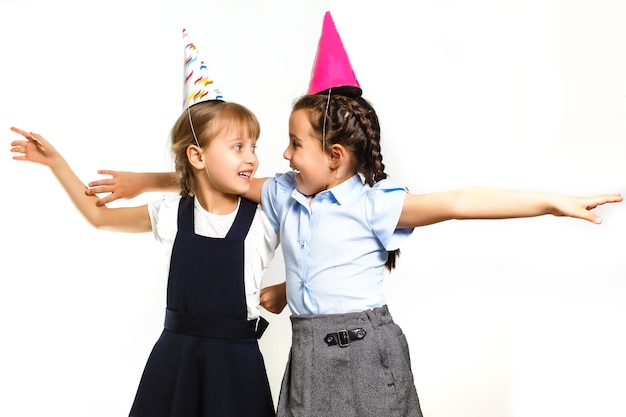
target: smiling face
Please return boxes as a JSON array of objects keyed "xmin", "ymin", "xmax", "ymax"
[
  {"xmin": 171, "ymin": 101, "xmax": 261, "ymax": 199},
  {"xmin": 200, "ymin": 126, "xmax": 258, "ymax": 196},
  {"xmin": 283, "ymin": 108, "xmax": 331, "ymax": 196}
]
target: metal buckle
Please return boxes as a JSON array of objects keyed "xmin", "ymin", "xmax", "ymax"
[{"xmin": 338, "ymin": 330, "xmax": 350, "ymax": 347}]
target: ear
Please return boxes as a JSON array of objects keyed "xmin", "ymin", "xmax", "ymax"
[
  {"xmin": 328, "ymin": 143, "xmax": 347, "ymax": 169},
  {"xmin": 187, "ymin": 144, "xmax": 206, "ymax": 169}
]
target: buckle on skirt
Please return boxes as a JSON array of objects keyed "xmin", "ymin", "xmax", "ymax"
[{"xmin": 324, "ymin": 328, "xmax": 367, "ymax": 347}]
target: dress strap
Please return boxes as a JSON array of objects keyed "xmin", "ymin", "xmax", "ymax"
[
  {"xmin": 176, "ymin": 195, "xmax": 195, "ymax": 233},
  {"xmin": 225, "ymin": 198, "xmax": 258, "ymax": 240}
]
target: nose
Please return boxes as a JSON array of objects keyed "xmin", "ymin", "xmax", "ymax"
[
  {"xmin": 244, "ymin": 147, "xmax": 258, "ymax": 165},
  {"xmin": 282, "ymin": 146, "xmax": 291, "ymax": 160}
]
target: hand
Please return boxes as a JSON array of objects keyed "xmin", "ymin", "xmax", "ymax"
[
  {"xmin": 10, "ymin": 127, "xmax": 60, "ymax": 167},
  {"xmin": 551, "ymin": 193, "xmax": 623, "ymax": 224},
  {"xmin": 85, "ymin": 170, "xmax": 144, "ymax": 207},
  {"xmin": 260, "ymin": 282, "xmax": 287, "ymax": 314}
]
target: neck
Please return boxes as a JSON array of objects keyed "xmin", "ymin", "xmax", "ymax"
[{"xmin": 195, "ymin": 190, "xmax": 239, "ymax": 214}]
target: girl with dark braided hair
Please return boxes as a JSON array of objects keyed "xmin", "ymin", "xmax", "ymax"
[{"xmin": 259, "ymin": 90, "xmax": 620, "ymax": 417}]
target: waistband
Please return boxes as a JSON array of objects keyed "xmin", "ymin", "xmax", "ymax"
[
  {"xmin": 289, "ymin": 304, "xmax": 393, "ymax": 334},
  {"xmin": 164, "ymin": 308, "xmax": 269, "ymax": 340}
]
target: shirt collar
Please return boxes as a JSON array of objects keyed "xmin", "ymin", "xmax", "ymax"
[
  {"xmin": 325, "ymin": 174, "xmax": 364, "ymax": 205},
  {"xmin": 291, "ymin": 174, "xmax": 364, "ymax": 207}
]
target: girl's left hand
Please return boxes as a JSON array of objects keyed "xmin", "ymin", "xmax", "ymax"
[
  {"xmin": 552, "ymin": 193, "xmax": 623, "ymax": 224},
  {"xmin": 260, "ymin": 282, "xmax": 287, "ymax": 314}
]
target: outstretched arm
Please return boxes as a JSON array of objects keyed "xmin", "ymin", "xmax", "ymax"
[
  {"xmin": 10, "ymin": 127, "xmax": 151, "ymax": 233},
  {"xmin": 398, "ymin": 187, "xmax": 623, "ymax": 228},
  {"xmin": 86, "ymin": 171, "xmax": 180, "ymax": 206},
  {"xmin": 86, "ymin": 170, "xmax": 269, "ymax": 206}
]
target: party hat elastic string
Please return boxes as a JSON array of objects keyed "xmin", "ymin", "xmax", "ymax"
[
  {"xmin": 322, "ymin": 88, "xmax": 332, "ymax": 190},
  {"xmin": 181, "ymin": 28, "xmax": 225, "ymax": 192}
]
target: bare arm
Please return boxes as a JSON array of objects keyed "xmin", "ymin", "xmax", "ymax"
[
  {"xmin": 10, "ymin": 127, "xmax": 152, "ymax": 233},
  {"xmin": 86, "ymin": 171, "xmax": 180, "ymax": 206},
  {"xmin": 398, "ymin": 187, "xmax": 623, "ymax": 228},
  {"xmin": 241, "ymin": 177, "xmax": 269, "ymax": 204},
  {"xmin": 87, "ymin": 170, "xmax": 270, "ymax": 205}
]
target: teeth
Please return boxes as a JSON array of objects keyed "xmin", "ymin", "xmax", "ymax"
[{"xmin": 239, "ymin": 172, "xmax": 251, "ymax": 178}]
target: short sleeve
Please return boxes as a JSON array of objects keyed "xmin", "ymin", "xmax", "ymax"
[
  {"xmin": 261, "ymin": 172, "xmax": 297, "ymax": 232},
  {"xmin": 366, "ymin": 179, "xmax": 414, "ymax": 250},
  {"xmin": 147, "ymin": 194, "xmax": 181, "ymax": 243}
]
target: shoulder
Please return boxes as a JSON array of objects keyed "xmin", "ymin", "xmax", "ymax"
[
  {"xmin": 263, "ymin": 171, "xmax": 297, "ymax": 194},
  {"xmin": 148, "ymin": 194, "xmax": 182, "ymax": 241},
  {"xmin": 261, "ymin": 172, "xmax": 298, "ymax": 230},
  {"xmin": 364, "ymin": 178, "xmax": 409, "ymax": 226},
  {"xmin": 148, "ymin": 193, "xmax": 182, "ymax": 217},
  {"xmin": 364, "ymin": 178, "xmax": 408, "ymax": 210},
  {"xmin": 368, "ymin": 178, "xmax": 408, "ymax": 194},
  {"xmin": 365, "ymin": 179, "xmax": 413, "ymax": 249}
]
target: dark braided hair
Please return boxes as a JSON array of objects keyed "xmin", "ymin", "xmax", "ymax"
[{"xmin": 292, "ymin": 92, "xmax": 401, "ymax": 270}]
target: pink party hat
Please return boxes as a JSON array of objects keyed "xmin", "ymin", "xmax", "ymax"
[
  {"xmin": 183, "ymin": 29, "xmax": 223, "ymax": 109},
  {"xmin": 307, "ymin": 11, "xmax": 361, "ymax": 97}
]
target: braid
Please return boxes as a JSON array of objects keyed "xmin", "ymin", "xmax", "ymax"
[
  {"xmin": 353, "ymin": 96, "xmax": 388, "ymax": 186},
  {"xmin": 351, "ymin": 96, "xmax": 399, "ymax": 270},
  {"xmin": 292, "ymin": 93, "xmax": 400, "ymax": 271}
]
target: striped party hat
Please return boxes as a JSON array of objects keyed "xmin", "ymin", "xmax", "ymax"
[{"xmin": 183, "ymin": 28, "xmax": 223, "ymax": 109}]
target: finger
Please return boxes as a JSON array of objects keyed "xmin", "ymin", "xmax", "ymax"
[
  {"xmin": 87, "ymin": 179, "xmax": 114, "ymax": 187},
  {"xmin": 578, "ymin": 210, "xmax": 602, "ymax": 224},
  {"xmin": 10, "ymin": 127, "xmax": 43, "ymax": 146},
  {"xmin": 603, "ymin": 193, "xmax": 623, "ymax": 203},
  {"xmin": 587, "ymin": 194, "xmax": 623, "ymax": 209},
  {"xmin": 10, "ymin": 143, "xmax": 27, "ymax": 155},
  {"xmin": 10, "ymin": 126, "xmax": 30, "ymax": 138},
  {"xmin": 28, "ymin": 132, "xmax": 45, "ymax": 146},
  {"xmin": 87, "ymin": 186, "xmax": 114, "ymax": 196},
  {"xmin": 96, "ymin": 170, "xmax": 119, "ymax": 177},
  {"xmin": 85, "ymin": 186, "xmax": 113, "ymax": 195},
  {"xmin": 96, "ymin": 194, "xmax": 117, "ymax": 207},
  {"xmin": 10, "ymin": 139, "xmax": 29, "ymax": 147},
  {"xmin": 85, "ymin": 185, "xmax": 112, "ymax": 195}
]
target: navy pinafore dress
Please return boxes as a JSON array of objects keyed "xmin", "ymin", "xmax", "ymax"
[{"xmin": 129, "ymin": 196, "xmax": 274, "ymax": 417}]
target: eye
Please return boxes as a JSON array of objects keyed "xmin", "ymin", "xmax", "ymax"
[
  {"xmin": 251, "ymin": 144, "xmax": 258, "ymax": 153},
  {"xmin": 233, "ymin": 144, "xmax": 242, "ymax": 151}
]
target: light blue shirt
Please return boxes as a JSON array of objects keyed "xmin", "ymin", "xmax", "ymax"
[{"xmin": 261, "ymin": 172, "xmax": 413, "ymax": 315}]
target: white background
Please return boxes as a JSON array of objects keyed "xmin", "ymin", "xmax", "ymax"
[{"xmin": 1, "ymin": 0, "xmax": 625, "ymax": 416}]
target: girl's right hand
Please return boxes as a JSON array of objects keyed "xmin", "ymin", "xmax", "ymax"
[
  {"xmin": 86, "ymin": 170, "xmax": 144, "ymax": 207},
  {"xmin": 10, "ymin": 127, "xmax": 60, "ymax": 168}
]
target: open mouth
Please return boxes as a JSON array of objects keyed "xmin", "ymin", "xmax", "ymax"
[{"xmin": 239, "ymin": 171, "xmax": 252, "ymax": 178}]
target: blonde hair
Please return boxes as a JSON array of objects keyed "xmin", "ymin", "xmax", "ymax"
[{"xmin": 170, "ymin": 101, "xmax": 260, "ymax": 196}]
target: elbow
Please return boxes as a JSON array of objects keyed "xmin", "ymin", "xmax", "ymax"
[{"xmin": 84, "ymin": 208, "xmax": 111, "ymax": 230}]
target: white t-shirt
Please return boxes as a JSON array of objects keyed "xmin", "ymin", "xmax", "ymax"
[{"xmin": 147, "ymin": 194, "xmax": 279, "ymax": 320}]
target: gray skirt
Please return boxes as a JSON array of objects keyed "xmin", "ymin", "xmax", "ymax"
[{"xmin": 276, "ymin": 305, "xmax": 423, "ymax": 417}]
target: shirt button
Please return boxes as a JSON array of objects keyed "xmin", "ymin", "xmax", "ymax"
[
  {"xmin": 300, "ymin": 281, "xmax": 305, "ymax": 288},
  {"xmin": 300, "ymin": 242, "xmax": 306, "ymax": 248}
]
